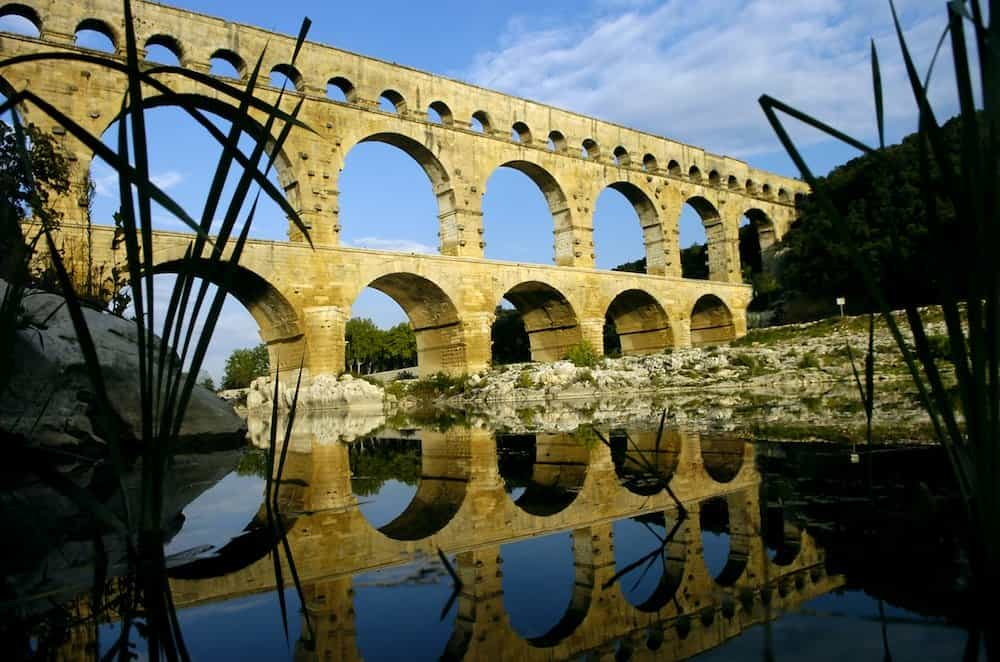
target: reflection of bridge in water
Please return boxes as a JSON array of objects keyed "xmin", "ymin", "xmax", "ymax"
[{"xmin": 164, "ymin": 422, "xmax": 843, "ymax": 660}]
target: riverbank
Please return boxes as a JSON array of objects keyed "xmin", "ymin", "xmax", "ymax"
[{"xmin": 240, "ymin": 309, "xmax": 952, "ymax": 444}]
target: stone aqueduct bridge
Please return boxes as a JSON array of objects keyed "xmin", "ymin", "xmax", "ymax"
[
  {"xmin": 2, "ymin": 0, "xmax": 808, "ymax": 376},
  {"xmin": 160, "ymin": 425, "xmax": 844, "ymax": 660}
]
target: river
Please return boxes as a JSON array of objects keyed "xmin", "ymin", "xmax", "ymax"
[{"xmin": 5, "ymin": 406, "xmax": 978, "ymax": 660}]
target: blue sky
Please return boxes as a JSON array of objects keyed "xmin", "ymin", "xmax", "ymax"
[{"xmin": 2, "ymin": 0, "xmax": 969, "ymax": 380}]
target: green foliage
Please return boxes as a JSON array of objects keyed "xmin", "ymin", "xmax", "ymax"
[
  {"xmin": 575, "ymin": 368, "xmax": 596, "ymax": 385},
  {"xmin": 564, "ymin": 340, "xmax": 599, "ymax": 367},
  {"xmin": 681, "ymin": 243, "xmax": 710, "ymax": 279},
  {"xmin": 236, "ymin": 448, "xmax": 269, "ymax": 478},
  {"xmin": 199, "ymin": 375, "xmax": 216, "ymax": 391},
  {"xmin": 348, "ymin": 440, "xmax": 420, "ymax": 496},
  {"xmin": 797, "ymin": 351, "xmax": 821, "ymax": 369},
  {"xmin": 515, "ymin": 370, "xmax": 535, "ymax": 389},
  {"xmin": 409, "ymin": 372, "xmax": 469, "ymax": 398},
  {"xmin": 731, "ymin": 353, "xmax": 765, "ymax": 376},
  {"xmin": 222, "ymin": 343, "xmax": 270, "ymax": 389},
  {"xmin": 345, "ymin": 317, "xmax": 417, "ymax": 374},
  {"xmin": 612, "ymin": 257, "xmax": 647, "ymax": 274},
  {"xmin": 925, "ymin": 334, "xmax": 952, "ymax": 361},
  {"xmin": 779, "ymin": 115, "xmax": 968, "ymax": 309}
]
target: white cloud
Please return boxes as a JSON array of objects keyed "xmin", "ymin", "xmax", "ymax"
[
  {"xmin": 151, "ymin": 170, "xmax": 184, "ymax": 190},
  {"xmin": 347, "ymin": 236, "xmax": 436, "ymax": 254},
  {"xmin": 467, "ymin": 1, "xmax": 969, "ymax": 160}
]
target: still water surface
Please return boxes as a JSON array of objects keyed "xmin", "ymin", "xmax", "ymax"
[{"xmin": 23, "ymin": 411, "xmax": 978, "ymax": 659}]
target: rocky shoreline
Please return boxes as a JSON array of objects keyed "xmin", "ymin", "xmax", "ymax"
[{"xmin": 239, "ymin": 310, "xmax": 952, "ymax": 444}]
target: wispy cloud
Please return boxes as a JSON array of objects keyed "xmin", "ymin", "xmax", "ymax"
[
  {"xmin": 347, "ymin": 236, "xmax": 436, "ymax": 254},
  {"xmin": 467, "ymin": 1, "xmax": 965, "ymax": 159},
  {"xmin": 91, "ymin": 162, "xmax": 185, "ymax": 197},
  {"xmin": 151, "ymin": 170, "xmax": 184, "ymax": 190}
]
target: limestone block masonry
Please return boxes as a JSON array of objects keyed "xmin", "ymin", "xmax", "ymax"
[{"xmin": 1, "ymin": 0, "xmax": 808, "ymax": 377}]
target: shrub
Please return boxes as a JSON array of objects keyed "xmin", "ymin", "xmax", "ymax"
[
  {"xmin": 797, "ymin": 351, "xmax": 821, "ymax": 369},
  {"xmin": 515, "ymin": 370, "xmax": 535, "ymax": 389},
  {"xmin": 574, "ymin": 368, "xmax": 596, "ymax": 385},
  {"xmin": 731, "ymin": 353, "xmax": 765, "ymax": 376},
  {"xmin": 395, "ymin": 369, "xmax": 416, "ymax": 380},
  {"xmin": 564, "ymin": 340, "xmax": 599, "ymax": 367}
]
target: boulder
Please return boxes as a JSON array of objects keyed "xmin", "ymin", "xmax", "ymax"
[{"xmin": 0, "ymin": 282, "xmax": 245, "ymax": 449}]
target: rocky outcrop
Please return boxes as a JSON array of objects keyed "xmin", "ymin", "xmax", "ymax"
[
  {"xmin": 245, "ymin": 372, "xmax": 384, "ymax": 413},
  {"xmin": 1, "ymin": 282, "xmax": 245, "ymax": 449}
]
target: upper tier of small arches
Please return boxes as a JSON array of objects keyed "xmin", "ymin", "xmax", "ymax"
[{"xmin": 0, "ymin": 0, "xmax": 804, "ymax": 206}]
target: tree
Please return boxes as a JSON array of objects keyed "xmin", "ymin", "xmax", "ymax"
[
  {"xmin": 345, "ymin": 317, "xmax": 383, "ymax": 374},
  {"xmin": 221, "ymin": 343, "xmax": 270, "ymax": 389},
  {"xmin": 382, "ymin": 322, "xmax": 416, "ymax": 370},
  {"xmin": 490, "ymin": 306, "xmax": 531, "ymax": 365},
  {"xmin": 778, "ymin": 114, "xmax": 964, "ymax": 310}
]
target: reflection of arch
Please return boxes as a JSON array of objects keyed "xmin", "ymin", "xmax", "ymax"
[
  {"xmin": 690, "ymin": 294, "xmax": 735, "ymax": 345},
  {"xmin": 614, "ymin": 513, "xmax": 690, "ymax": 612},
  {"xmin": 610, "ymin": 429, "xmax": 681, "ymax": 495},
  {"xmin": 361, "ymin": 272, "xmax": 466, "ymax": 374},
  {"xmin": 428, "ymin": 100, "xmax": 453, "ymax": 125},
  {"xmin": 527, "ymin": 528, "xmax": 597, "ymax": 647},
  {"xmin": 699, "ymin": 435, "xmax": 745, "ymax": 483},
  {"xmin": 699, "ymin": 495, "xmax": 750, "ymax": 587},
  {"xmin": 350, "ymin": 132, "xmax": 456, "ymax": 249},
  {"xmin": 605, "ymin": 289, "xmax": 674, "ymax": 355},
  {"xmin": 763, "ymin": 505, "xmax": 803, "ymax": 567},
  {"xmin": 210, "ymin": 48, "xmax": 246, "ymax": 79},
  {"xmin": 0, "ymin": 4, "xmax": 42, "ymax": 35},
  {"xmin": 75, "ymin": 18, "xmax": 117, "ymax": 51},
  {"xmin": 376, "ymin": 430, "xmax": 470, "ymax": 540},
  {"xmin": 144, "ymin": 33, "xmax": 183, "ymax": 63},
  {"xmin": 490, "ymin": 160, "xmax": 570, "ymax": 262},
  {"xmin": 497, "ymin": 434, "xmax": 588, "ymax": 516},
  {"xmin": 605, "ymin": 181, "xmax": 665, "ymax": 275},
  {"xmin": 501, "ymin": 281, "xmax": 582, "ymax": 362},
  {"xmin": 150, "ymin": 259, "xmax": 305, "ymax": 373}
]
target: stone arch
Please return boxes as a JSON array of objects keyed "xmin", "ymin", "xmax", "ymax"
[
  {"xmin": 379, "ymin": 88, "xmax": 406, "ymax": 113},
  {"xmin": 727, "ymin": 175, "xmax": 739, "ymax": 189},
  {"xmin": 487, "ymin": 160, "xmax": 571, "ymax": 263},
  {"xmin": 470, "ymin": 109, "xmax": 491, "ymax": 133},
  {"xmin": 143, "ymin": 33, "xmax": 183, "ymax": 64},
  {"xmin": 613, "ymin": 145, "xmax": 630, "ymax": 167},
  {"xmin": 708, "ymin": 169, "xmax": 720, "ymax": 186},
  {"xmin": 92, "ymin": 94, "xmax": 303, "ymax": 240},
  {"xmin": 667, "ymin": 160, "xmax": 681, "ymax": 176},
  {"xmin": 688, "ymin": 165, "xmax": 702, "ymax": 181},
  {"xmin": 353, "ymin": 272, "xmax": 466, "ymax": 374},
  {"xmin": 210, "ymin": 48, "xmax": 245, "ymax": 79},
  {"xmin": 497, "ymin": 433, "xmax": 588, "ymax": 517},
  {"xmin": 428, "ymin": 99, "xmax": 453, "ymax": 125},
  {"xmin": 499, "ymin": 281, "xmax": 582, "ymax": 362},
  {"xmin": 377, "ymin": 430, "xmax": 471, "ymax": 540},
  {"xmin": 684, "ymin": 196, "xmax": 731, "ymax": 282},
  {"xmin": 270, "ymin": 63, "xmax": 303, "ymax": 92},
  {"xmin": 581, "ymin": 138, "xmax": 599, "ymax": 159},
  {"xmin": 609, "ymin": 428, "xmax": 681, "ymax": 495},
  {"xmin": 511, "ymin": 120, "xmax": 531, "ymax": 144},
  {"xmin": 547, "ymin": 130, "xmax": 566, "ymax": 153},
  {"xmin": 604, "ymin": 289, "xmax": 674, "ymax": 356},
  {"xmin": 327, "ymin": 75, "xmax": 356, "ymax": 102},
  {"xmin": 740, "ymin": 207, "xmax": 777, "ymax": 276},
  {"xmin": 690, "ymin": 294, "xmax": 735, "ymax": 345},
  {"xmin": 0, "ymin": 4, "xmax": 41, "ymax": 36},
  {"xmin": 347, "ymin": 132, "xmax": 457, "ymax": 252},
  {"xmin": 745, "ymin": 178, "xmax": 757, "ymax": 195},
  {"xmin": 75, "ymin": 17, "xmax": 117, "ymax": 52},
  {"xmin": 761, "ymin": 183, "xmax": 773, "ymax": 197},
  {"xmin": 642, "ymin": 153, "xmax": 658, "ymax": 172},
  {"xmin": 149, "ymin": 259, "xmax": 305, "ymax": 375},
  {"xmin": 778, "ymin": 187, "xmax": 790, "ymax": 202},
  {"xmin": 603, "ymin": 181, "xmax": 666, "ymax": 275},
  {"xmin": 699, "ymin": 435, "xmax": 746, "ymax": 483}
]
